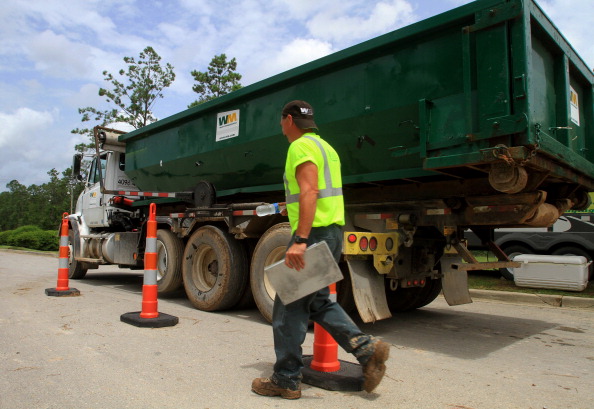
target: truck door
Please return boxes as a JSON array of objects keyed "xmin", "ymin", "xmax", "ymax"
[{"xmin": 81, "ymin": 153, "xmax": 109, "ymax": 227}]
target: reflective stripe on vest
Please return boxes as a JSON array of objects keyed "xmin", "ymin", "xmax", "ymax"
[{"xmin": 284, "ymin": 135, "xmax": 343, "ymax": 204}]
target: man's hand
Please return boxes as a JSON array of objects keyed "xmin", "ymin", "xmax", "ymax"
[{"xmin": 285, "ymin": 242, "xmax": 307, "ymax": 271}]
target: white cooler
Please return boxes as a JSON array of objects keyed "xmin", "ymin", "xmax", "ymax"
[{"xmin": 513, "ymin": 254, "xmax": 589, "ymax": 292}]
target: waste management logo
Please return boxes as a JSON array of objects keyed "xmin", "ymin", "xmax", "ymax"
[
  {"xmin": 570, "ymin": 86, "xmax": 580, "ymax": 126},
  {"xmin": 216, "ymin": 109, "xmax": 240, "ymax": 141}
]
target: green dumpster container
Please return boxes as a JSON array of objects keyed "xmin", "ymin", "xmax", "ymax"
[{"xmin": 120, "ymin": 0, "xmax": 594, "ymax": 209}]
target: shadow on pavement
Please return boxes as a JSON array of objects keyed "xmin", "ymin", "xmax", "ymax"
[
  {"xmin": 357, "ymin": 306, "xmax": 556, "ymax": 360},
  {"xmin": 74, "ymin": 268, "xmax": 557, "ymax": 359}
]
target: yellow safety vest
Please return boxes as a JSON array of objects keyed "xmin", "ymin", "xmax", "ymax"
[{"xmin": 284, "ymin": 133, "xmax": 345, "ymax": 233}]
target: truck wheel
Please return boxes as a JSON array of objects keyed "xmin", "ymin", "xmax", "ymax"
[
  {"xmin": 336, "ymin": 261, "xmax": 356, "ymax": 314},
  {"xmin": 385, "ymin": 282, "xmax": 422, "ymax": 312},
  {"xmin": 385, "ymin": 277, "xmax": 442, "ymax": 312},
  {"xmin": 182, "ymin": 226, "xmax": 248, "ymax": 311},
  {"xmin": 68, "ymin": 230, "xmax": 88, "ymax": 279},
  {"xmin": 499, "ymin": 244, "xmax": 532, "ymax": 280},
  {"xmin": 156, "ymin": 229, "xmax": 184, "ymax": 294},
  {"xmin": 552, "ymin": 246, "xmax": 593, "ymax": 280},
  {"xmin": 250, "ymin": 223, "xmax": 291, "ymax": 323},
  {"xmin": 233, "ymin": 239, "xmax": 257, "ymax": 310},
  {"xmin": 410, "ymin": 278, "xmax": 442, "ymax": 309}
]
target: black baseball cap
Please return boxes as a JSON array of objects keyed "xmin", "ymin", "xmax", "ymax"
[{"xmin": 282, "ymin": 100, "xmax": 318, "ymax": 129}]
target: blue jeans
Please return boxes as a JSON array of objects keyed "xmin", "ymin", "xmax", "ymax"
[{"xmin": 270, "ymin": 224, "xmax": 376, "ymax": 390}]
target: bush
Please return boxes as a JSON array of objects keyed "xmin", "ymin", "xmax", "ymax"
[
  {"xmin": 36, "ymin": 230, "xmax": 60, "ymax": 251},
  {"xmin": 10, "ymin": 225, "xmax": 42, "ymax": 234},
  {"xmin": 0, "ymin": 226, "xmax": 58, "ymax": 251},
  {"xmin": 0, "ymin": 231, "xmax": 10, "ymax": 245}
]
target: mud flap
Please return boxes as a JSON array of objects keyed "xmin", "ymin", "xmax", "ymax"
[
  {"xmin": 346, "ymin": 259, "xmax": 392, "ymax": 323},
  {"xmin": 441, "ymin": 254, "xmax": 473, "ymax": 306}
]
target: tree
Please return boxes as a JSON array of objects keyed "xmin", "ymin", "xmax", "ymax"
[
  {"xmin": 0, "ymin": 180, "xmax": 28, "ymax": 230},
  {"xmin": 72, "ymin": 46, "xmax": 176, "ymax": 147},
  {"xmin": 189, "ymin": 54, "xmax": 242, "ymax": 107}
]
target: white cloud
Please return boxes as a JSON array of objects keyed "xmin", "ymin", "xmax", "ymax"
[
  {"xmin": 268, "ymin": 38, "xmax": 334, "ymax": 75},
  {"xmin": 538, "ymin": 0, "xmax": 594, "ymax": 70},
  {"xmin": 307, "ymin": 0, "xmax": 415, "ymax": 44},
  {"xmin": 65, "ymin": 83, "xmax": 105, "ymax": 111},
  {"xmin": 6, "ymin": 0, "xmax": 118, "ymax": 43},
  {"xmin": 0, "ymin": 107, "xmax": 61, "ymax": 187},
  {"xmin": 269, "ymin": 0, "xmax": 324, "ymax": 20},
  {"xmin": 27, "ymin": 30, "xmax": 94, "ymax": 79},
  {"xmin": 0, "ymin": 108, "xmax": 54, "ymax": 149}
]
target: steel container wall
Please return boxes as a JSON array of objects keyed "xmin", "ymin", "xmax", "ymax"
[{"xmin": 120, "ymin": 0, "xmax": 594, "ymax": 202}]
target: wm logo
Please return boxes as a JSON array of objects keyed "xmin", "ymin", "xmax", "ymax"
[{"xmin": 218, "ymin": 112, "xmax": 238, "ymax": 126}]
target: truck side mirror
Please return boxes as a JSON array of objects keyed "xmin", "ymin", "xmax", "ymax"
[{"xmin": 72, "ymin": 153, "xmax": 83, "ymax": 181}]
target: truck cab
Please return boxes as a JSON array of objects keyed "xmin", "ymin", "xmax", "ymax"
[
  {"xmin": 75, "ymin": 125, "xmax": 140, "ymax": 224},
  {"xmin": 69, "ymin": 128, "xmax": 144, "ymax": 279},
  {"xmin": 77, "ymin": 150, "xmax": 138, "ymax": 228}
]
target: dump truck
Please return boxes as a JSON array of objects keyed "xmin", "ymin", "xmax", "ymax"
[{"xmin": 69, "ymin": 0, "xmax": 594, "ymax": 323}]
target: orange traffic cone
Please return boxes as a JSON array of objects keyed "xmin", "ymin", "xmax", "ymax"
[
  {"xmin": 140, "ymin": 202, "xmax": 159, "ymax": 319},
  {"xmin": 302, "ymin": 283, "xmax": 364, "ymax": 391},
  {"xmin": 309, "ymin": 283, "xmax": 340, "ymax": 372},
  {"xmin": 121, "ymin": 203, "xmax": 178, "ymax": 328},
  {"xmin": 45, "ymin": 213, "xmax": 80, "ymax": 297}
]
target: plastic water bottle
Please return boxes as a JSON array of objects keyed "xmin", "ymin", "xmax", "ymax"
[{"xmin": 256, "ymin": 203, "xmax": 279, "ymax": 216}]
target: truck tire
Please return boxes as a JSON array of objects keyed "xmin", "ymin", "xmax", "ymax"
[
  {"xmin": 499, "ymin": 244, "xmax": 532, "ymax": 280},
  {"xmin": 336, "ymin": 261, "xmax": 356, "ymax": 314},
  {"xmin": 385, "ymin": 274, "xmax": 442, "ymax": 312},
  {"xmin": 250, "ymin": 223, "xmax": 291, "ymax": 323},
  {"xmin": 410, "ymin": 278, "xmax": 442, "ymax": 309},
  {"xmin": 233, "ymin": 239, "xmax": 257, "ymax": 310},
  {"xmin": 385, "ymin": 282, "xmax": 422, "ymax": 312},
  {"xmin": 552, "ymin": 246, "xmax": 594, "ymax": 280},
  {"xmin": 182, "ymin": 226, "xmax": 248, "ymax": 311},
  {"xmin": 156, "ymin": 229, "xmax": 184, "ymax": 294},
  {"xmin": 68, "ymin": 230, "xmax": 88, "ymax": 279}
]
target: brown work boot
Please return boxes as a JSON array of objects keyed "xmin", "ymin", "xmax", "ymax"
[
  {"xmin": 362, "ymin": 340, "xmax": 390, "ymax": 392},
  {"xmin": 251, "ymin": 378, "xmax": 301, "ymax": 399}
]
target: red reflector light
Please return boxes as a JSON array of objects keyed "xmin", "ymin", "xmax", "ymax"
[
  {"xmin": 369, "ymin": 237, "xmax": 378, "ymax": 251},
  {"xmin": 359, "ymin": 236, "xmax": 369, "ymax": 251},
  {"xmin": 347, "ymin": 234, "xmax": 357, "ymax": 243}
]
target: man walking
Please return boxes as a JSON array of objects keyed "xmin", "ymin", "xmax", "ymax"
[{"xmin": 251, "ymin": 100, "xmax": 390, "ymax": 399}]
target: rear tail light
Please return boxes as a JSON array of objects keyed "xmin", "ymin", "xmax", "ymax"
[
  {"xmin": 359, "ymin": 236, "xmax": 369, "ymax": 251},
  {"xmin": 369, "ymin": 237, "xmax": 378, "ymax": 251}
]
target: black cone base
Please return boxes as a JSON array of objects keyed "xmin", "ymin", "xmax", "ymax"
[
  {"xmin": 120, "ymin": 311, "xmax": 178, "ymax": 328},
  {"xmin": 301, "ymin": 355, "xmax": 364, "ymax": 391},
  {"xmin": 45, "ymin": 288, "xmax": 80, "ymax": 297}
]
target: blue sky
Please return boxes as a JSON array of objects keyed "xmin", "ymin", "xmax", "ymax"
[{"xmin": 1, "ymin": 0, "xmax": 593, "ymax": 190}]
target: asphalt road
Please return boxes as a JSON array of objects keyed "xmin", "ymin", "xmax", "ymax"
[{"xmin": 1, "ymin": 250, "xmax": 593, "ymax": 409}]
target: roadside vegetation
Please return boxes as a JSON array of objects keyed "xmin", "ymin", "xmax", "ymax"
[{"xmin": 0, "ymin": 225, "xmax": 58, "ymax": 251}]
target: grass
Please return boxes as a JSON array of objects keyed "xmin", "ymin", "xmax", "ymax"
[{"xmin": 0, "ymin": 245, "xmax": 58, "ymax": 255}]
